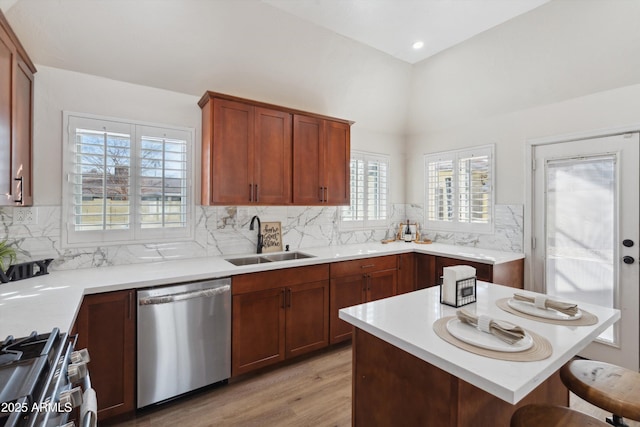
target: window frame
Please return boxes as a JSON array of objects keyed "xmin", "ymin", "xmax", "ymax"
[
  {"xmin": 340, "ymin": 150, "xmax": 390, "ymax": 230},
  {"xmin": 424, "ymin": 144, "xmax": 495, "ymax": 234},
  {"xmin": 61, "ymin": 111, "xmax": 195, "ymax": 248}
]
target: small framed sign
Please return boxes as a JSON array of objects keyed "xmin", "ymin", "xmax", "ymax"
[{"xmin": 261, "ymin": 221, "xmax": 283, "ymax": 253}]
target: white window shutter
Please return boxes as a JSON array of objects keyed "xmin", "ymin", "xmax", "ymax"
[
  {"xmin": 425, "ymin": 145, "xmax": 494, "ymax": 233},
  {"xmin": 63, "ymin": 113, "xmax": 194, "ymax": 247}
]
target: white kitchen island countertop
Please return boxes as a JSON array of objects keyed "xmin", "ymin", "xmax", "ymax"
[
  {"xmin": 0, "ymin": 241, "xmax": 523, "ymax": 339},
  {"xmin": 339, "ymin": 281, "xmax": 620, "ymax": 404}
]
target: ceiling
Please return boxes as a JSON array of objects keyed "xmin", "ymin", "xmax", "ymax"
[
  {"xmin": 1, "ymin": 0, "xmax": 550, "ymax": 99},
  {"xmin": 263, "ymin": 0, "xmax": 551, "ymax": 64}
]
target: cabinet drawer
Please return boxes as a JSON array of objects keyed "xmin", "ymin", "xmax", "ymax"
[
  {"xmin": 233, "ymin": 264, "xmax": 330, "ymax": 295},
  {"xmin": 330, "ymin": 255, "xmax": 397, "ymax": 278}
]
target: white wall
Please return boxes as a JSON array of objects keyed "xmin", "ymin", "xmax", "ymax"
[
  {"xmin": 406, "ymin": 0, "xmax": 640, "ymax": 205},
  {"xmin": 33, "ymin": 63, "xmax": 409, "ymax": 206},
  {"xmin": 33, "ymin": 66, "xmax": 202, "ymax": 205}
]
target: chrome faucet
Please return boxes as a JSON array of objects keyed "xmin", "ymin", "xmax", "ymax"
[{"xmin": 249, "ymin": 215, "xmax": 263, "ymax": 254}]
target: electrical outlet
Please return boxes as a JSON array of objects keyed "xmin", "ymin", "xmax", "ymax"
[{"xmin": 14, "ymin": 207, "xmax": 37, "ymax": 225}]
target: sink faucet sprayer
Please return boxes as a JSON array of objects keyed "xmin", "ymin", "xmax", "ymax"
[{"xmin": 249, "ymin": 215, "xmax": 263, "ymax": 254}]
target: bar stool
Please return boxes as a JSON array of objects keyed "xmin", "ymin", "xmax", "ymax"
[
  {"xmin": 511, "ymin": 404, "xmax": 610, "ymax": 426},
  {"xmin": 560, "ymin": 359, "xmax": 640, "ymax": 427}
]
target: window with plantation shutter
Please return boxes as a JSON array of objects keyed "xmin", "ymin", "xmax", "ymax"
[
  {"xmin": 341, "ymin": 151, "xmax": 389, "ymax": 228},
  {"xmin": 63, "ymin": 113, "xmax": 193, "ymax": 246},
  {"xmin": 424, "ymin": 145, "xmax": 494, "ymax": 233}
]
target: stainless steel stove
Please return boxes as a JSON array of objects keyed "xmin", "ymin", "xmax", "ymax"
[{"xmin": 0, "ymin": 329, "xmax": 95, "ymax": 427}]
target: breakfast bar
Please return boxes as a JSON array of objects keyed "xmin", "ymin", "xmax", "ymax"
[{"xmin": 339, "ymin": 282, "xmax": 620, "ymax": 426}]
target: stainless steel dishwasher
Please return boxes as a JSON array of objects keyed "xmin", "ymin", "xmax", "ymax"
[{"xmin": 137, "ymin": 278, "xmax": 231, "ymax": 408}]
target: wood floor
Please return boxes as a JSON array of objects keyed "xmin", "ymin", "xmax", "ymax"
[{"xmin": 108, "ymin": 343, "xmax": 638, "ymax": 426}]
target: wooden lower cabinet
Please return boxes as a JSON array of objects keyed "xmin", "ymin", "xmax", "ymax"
[
  {"xmin": 397, "ymin": 253, "xmax": 416, "ymax": 294},
  {"xmin": 286, "ymin": 281, "xmax": 329, "ymax": 358},
  {"xmin": 232, "ymin": 287, "xmax": 286, "ymax": 375},
  {"xmin": 352, "ymin": 328, "xmax": 567, "ymax": 426},
  {"xmin": 329, "ymin": 256, "xmax": 397, "ymax": 344},
  {"xmin": 74, "ymin": 290, "xmax": 135, "ymax": 421},
  {"xmin": 416, "ymin": 253, "xmax": 437, "ymax": 289},
  {"xmin": 232, "ymin": 265, "xmax": 329, "ymax": 376},
  {"xmin": 436, "ymin": 256, "xmax": 524, "ymax": 289}
]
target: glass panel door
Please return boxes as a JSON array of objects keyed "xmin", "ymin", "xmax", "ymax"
[{"xmin": 545, "ymin": 156, "xmax": 616, "ymax": 342}]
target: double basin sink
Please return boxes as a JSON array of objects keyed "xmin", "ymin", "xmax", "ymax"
[{"xmin": 225, "ymin": 251, "xmax": 315, "ymax": 266}]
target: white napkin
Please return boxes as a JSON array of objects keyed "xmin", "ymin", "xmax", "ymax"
[
  {"xmin": 513, "ymin": 293, "xmax": 579, "ymax": 316},
  {"xmin": 442, "ymin": 265, "xmax": 476, "ymax": 305},
  {"xmin": 456, "ymin": 308, "xmax": 526, "ymax": 345}
]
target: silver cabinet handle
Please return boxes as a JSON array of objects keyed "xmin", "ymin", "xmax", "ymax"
[{"xmin": 139, "ymin": 285, "xmax": 230, "ymax": 305}]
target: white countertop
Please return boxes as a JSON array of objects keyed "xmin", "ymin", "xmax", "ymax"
[
  {"xmin": 339, "ymin": 282, "xmax": 619, "ymax": 404},
  {"xmin": 0, "ymin": 241, "xmax": 523, "ymax": 339}
]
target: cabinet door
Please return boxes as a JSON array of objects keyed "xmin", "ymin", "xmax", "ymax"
[
  {"xmin": 211, "ymin": 98, "xmax": 254, "ymax": 204},
  {"xmin": 416, "ymin": 253, "xmax": 437, "ymax": 289},
  {"xmin": 254, "ymin": 107, "xmax": 292, "ymax": 204},
  {"xmin": 12, "ymin": 59, "xmax": 33, "ymax": 205},
  {"xmin": 232, "ymin": 287, "xmax": 286, "ymax": 376},
  {"xmin": 285, "ymin": 280, "xmax": 329, "ymax": 358},
  {"xmin": 75, "ymin": 290, "xmax": 135, "ymax": 421},
  {"xmin": 0, "ymin": 27, "xmax": 14, "ymax": 205},
  {"xmin": 330, "ymin": 274, "xmax": 366, "ymax": 344},
  {"xmin": 324, "ymin": 120, "xmax": 350, "ymax": 205},
  {"xmin": 293, "ymin": 114, "xmax": 324, "ymax": 204},
  {"xmin": 397, "ymin": 253, "xmax": 416, "ymax": 294},
  {"xmin": 367, "ymin": 269, "xmax": 397, "ymax": 302}
]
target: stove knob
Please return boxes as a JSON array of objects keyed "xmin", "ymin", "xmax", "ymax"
[
  {"xmin": 70, "ymin": 348, "xmax": 91, "ymax": 364},
  {"xmin": 59, "ymin": 386, "xmax": 83, "ymax": 409},
  {"xmin": 67, "ymin": 362, "xmax": 89, "ymax": 383}
]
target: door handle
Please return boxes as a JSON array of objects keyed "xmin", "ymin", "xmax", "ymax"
[
  {"xmin": 281, "ymin": 289, "xmax": 286, "ymax": 309},
  {"xmin": 324, "ymin": 187, "xmax": 328, "ymax": 202},
  {"xmin": 249, "ymin": 184, "xmax": 253, "ymax": 202},
  {"xmin": 623, "ymin": 256, "xmax": 635, "ymax": 265}
]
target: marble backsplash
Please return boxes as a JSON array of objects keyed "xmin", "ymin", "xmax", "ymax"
[{"xmin": 0, "ymin": 204, "xmax": 522, "ymax": 271}]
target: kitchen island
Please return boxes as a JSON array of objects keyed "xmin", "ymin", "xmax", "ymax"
[{"xmin": 339, "ymin": 282, "xmax": 620, "ymax": 426}]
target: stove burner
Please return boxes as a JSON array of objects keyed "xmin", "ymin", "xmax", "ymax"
[
  {"xmin": 0, "ymin": 331, "xmax": 56, "ymax": 366},
  {"xmin": 0, "ymin": 351, "xmax": 21, "ymax": 366}
]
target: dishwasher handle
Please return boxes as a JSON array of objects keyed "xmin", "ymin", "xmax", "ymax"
[{"xmin": 139, "ymin": 284, "xmax": 230, "ymax": 306}]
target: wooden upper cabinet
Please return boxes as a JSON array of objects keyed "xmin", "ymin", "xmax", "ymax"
[
  {"xmin": 292, "ymin": 114, "xmax": 324, "ymax": 204},
  {"xmin": 254, "ymin": 107, "xmax": 292, "ymax": 204},
  {"xmin": 0, "ymin": 11, "xmax": 35, "ymax": 206},
  {"xmin": 0, "ymin": 26, "xmax": 12, "ymax": 205},
  {"xmin": 293, "ymin": 115, "xmax": 350, "ymax": 205},
  {"xmin": 203, "ymin": 98, "xmax": 292, "ymax": 205},
  {"xmin": 210, "ymin": 98, "xmax": 253, "ymax": 205},
  {"xmin": 199, "ymin": 91, "xmax": 351, "ymax": 206},
  {"xmin": 324, "ymin": 120, "xmax": 350, "ymax": 205}
]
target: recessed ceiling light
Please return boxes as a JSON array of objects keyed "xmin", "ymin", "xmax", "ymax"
[{"xmin": 412, "ymin": 40, "xmax": 424, "ymax": 50}]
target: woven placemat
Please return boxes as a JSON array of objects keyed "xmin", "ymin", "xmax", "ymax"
[
  {"xmin": 433, "ymin": 316, "xmax": 552, "ymax": 361},
  {"xmin": 495, "ymin": 298, "xmax": 598, "ymax": 326}
]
